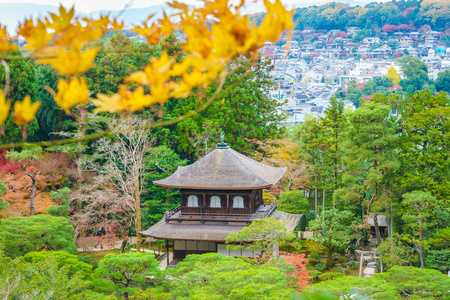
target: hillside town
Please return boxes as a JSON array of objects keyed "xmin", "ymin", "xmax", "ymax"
[{"xmin": 265, "ymin": 27, "xmax": 450, "ymax": 124}]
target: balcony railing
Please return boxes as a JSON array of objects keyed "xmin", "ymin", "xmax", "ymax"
[
  {"xmin": 181, "ymin": 206, "xmax": 252, "ymax": 218},
  {"xmin": 164, "ymin": 200, "xmax": 277, "ymax": 224}
]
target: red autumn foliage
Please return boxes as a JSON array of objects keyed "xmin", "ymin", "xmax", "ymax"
[
  {"xmin": 388, "ymin": 85, "xmax": 403, "ymax": 92},
  {"xmin": 264, "ymin": 50, "xmax": 275, "ymax": 59},
  {"xmin": 403, "ymin": 6, "xmax": 415, "ymax": 17},
  {"xmin": 0, "ymin": 150, "xmax": 20, "ymax": 174},
  {"xmin": 0, "ymin": 172, "xmax": 53, "ymax": 217},
  {"xmin": 382, "ymin": 24, "xmax": 399, "ymax": 33},
  {"xmin": 269, "ymin": 185, "xmax": 284, "ymax": 197},
  {"xmin": 34, "ymin": 152, "xmax": 77, "ymax": 191},
  {"xmin": 0, "ymin": 151, "xmax": 77, "ymax": 218},
  {"xmin": 398, "ymin": 24, "xmax": 410, "ymax": 31},
  {"xmin": 419, "ymin": 25, "xmax": 431, "ymax": 34},
  {"xmin": 335, "ymin": 31, "xmax": 348, "ymax": 38},
  {"xmin": 280, "ymin": 252, "xmax": 309, "ymax": 290},
  {"xmin": 310, "ymin": 53, "xmax": 319, "ymax": 61}
]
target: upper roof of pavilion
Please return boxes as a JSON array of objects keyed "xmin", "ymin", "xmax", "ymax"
[{"xmin": 153, "ymin": 143, "xmax": 286, "ymax": 190}]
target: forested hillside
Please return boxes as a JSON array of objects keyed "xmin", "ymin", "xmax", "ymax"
[{"xmin": 252, "ymin": 0, "xmax": 450, "ymax": 32}]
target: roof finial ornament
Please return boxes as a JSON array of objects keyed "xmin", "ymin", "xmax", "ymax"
[{"xmin": 216, "ymin": 132, "xmax": 229, "ymax": 149}]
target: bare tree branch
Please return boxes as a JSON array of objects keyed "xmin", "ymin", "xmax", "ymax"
[{"xmin": 1, "ymin": 60, "xmax": 10, "ymax": 97}]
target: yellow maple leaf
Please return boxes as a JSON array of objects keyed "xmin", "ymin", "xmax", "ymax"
[
  {"xmin": 167, "ymin": 0, "xmax": 189, "ymax": 10},
  {"xmin": 110, "ymin": 18, "xmax": 124, "ymax": 31},
  {"xmin": 91, "ymin": 93, "xmax": 123, "ymax": 114},
  {"xmin": 182, "ymin": 69, "xmax": 209, "ymax": 87},
  {"xmin": 18, "ymin": 19, "xmax": 52, "ymax": 50},
  {"xmin": 13, "ymin": 96, "xmax": 41, "ymax": 125},
  {"xmin": 159, "ymin": 12, "xmax": 174, "ymax": 36},
  {"xmin": 46, "ymin": 5, "xmax": 75, "ymax": 34},
  {"xmin": 125, "ymin": 53, "xmax": 173, "ymax": 86},
  {"xmin": 38, "ymin": 47, "xmax": 99, "ymax": 75},
  {"xmin": 92, "ymin": 86, "xmax": 158, "ymax": 113},
  {"xmin": 55, "ymin": 77, "xmax": 90, "ymax": 114},
  {"xmin": 132, "ymin": 23, "xmax": 161, "ymax": 45},
  {"xmin": 169, "ymin": 82, "xmax": 191, "ymax": 99},
  {"xmin": 0, "ymin": 91, "xmax": 11, "ymax": 126},
  {"xmin": 0, "ymin": 26, "xmax": 17, "ymax": 52},
  {"xmin": 257, "ymin": 0, "xmax": 294, "ymax": 42},
  {"xmin": 54, "ymin": 16, "xmax": 108, "ymax": 49}
]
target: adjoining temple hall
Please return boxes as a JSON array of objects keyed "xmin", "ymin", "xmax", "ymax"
[{"xmin": 139, "ymin": 140, "xmax": 302, "ymax": 268}]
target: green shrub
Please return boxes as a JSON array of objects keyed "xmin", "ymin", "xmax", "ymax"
[
  {"xmin": 24, "ymin": 251, "xmax": 92, "ymax": 279},
  {"xmin": 79, "ymin": 253, "xmax": 99, "ymax": 270},
  {"xmin": 319, "ymin": 271, "xmax": 344, "ymax": 281},
  {"xmin": 308, "ymin": 270, "xmax": 322, "ymax": 282},
  {"xmin": 425, "ymin": 249, "xmax": 450, "ymax": 273},
  {"xmin": 315, "ymin": 262, "xmax": 326, "ymax": 271},
  {"xmin": 0, "ymin": 215, "xmax": 77, "ymax": 258}
]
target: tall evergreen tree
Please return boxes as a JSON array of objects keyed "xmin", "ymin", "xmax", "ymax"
[
  {"xmin": 322, "ymin": 96, "xmax": 347, "ymax": 199},
  {"xmin": 392, "ymin": 90, "xmax": 450, "ymax": 199},
  {"xmin": 335, "ymin": 99, "xmax": 399, "ymax": 245},
  {"xmin": 295, "ymin": 115, "xmax": 333, "ymax": 218}
]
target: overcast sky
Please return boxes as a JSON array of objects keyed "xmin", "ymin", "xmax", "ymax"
[
  {"xmin": 0, "ymin": 0, "xmax": 337, "ymax": 13},
  {"xmin": 0, "ymin": 0, "xmax": 171, "ymax": 12}
]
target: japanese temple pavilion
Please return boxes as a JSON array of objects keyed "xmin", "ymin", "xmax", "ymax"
[{"xmin": 139, "ymin": 142, "xmax": 302, "ymax": 266}]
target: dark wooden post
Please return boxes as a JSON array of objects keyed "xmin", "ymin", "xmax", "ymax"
[{"xmin": 166, "ymin": 239, "xmax": 169, "ymax": 267}]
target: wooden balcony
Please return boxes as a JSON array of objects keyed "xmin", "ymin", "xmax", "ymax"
[{"xmin": 164, "ymin": 201, "xmax": 278, "ymax": 224}]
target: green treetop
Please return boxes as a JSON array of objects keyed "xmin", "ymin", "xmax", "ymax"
[
  {"xmin": 0, "ymin": 214, "xmax": 77, "ymax": 258},
  {"xmin": 435, "ymin": 69, "xmax": 450, "ymax": 94},
  {"xmin": 396, "ymin": 56, "xmax": 429, "ymax": 92},
  {"xmin": 392, "ymin": 90, "xmax": 450, "ymax": 199},
  {"xmin": 226, "ymin": 217, "xmax": 293, "ymax": 260},
  {"xmin": 158, "ymin": 253, "xmax": 293, "ymax": 300},
  {"xmin": 95, "ymin": 252, "xmax": 160, "ymax": 300},
  {"xmin": 401, "ymin": 190, "xmax": 437, "ymax": 269},
  {"xmin": 308, "ymin": 209, "xmax": 363, "ymax": 269}
]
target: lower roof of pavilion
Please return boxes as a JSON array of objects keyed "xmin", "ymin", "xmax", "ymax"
[{"xmin": 139, "ymin": 210, "xmax": 302, "ymax": 242}]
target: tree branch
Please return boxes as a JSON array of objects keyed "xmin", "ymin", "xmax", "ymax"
[
  {"xmin": 0, "ymin": 65, "xmax": 249, "ymax": 150},
  {"xmin": 1, "ymin": 60, "xmax": 10, "ymax": 97}
]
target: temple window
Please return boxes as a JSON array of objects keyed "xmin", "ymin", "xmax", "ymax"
[
  {"xmin": 210, "ymin": 195, "xmax": 221, "ymax": 208},
  {"xmin": 233, "ymin": 196, "xmax": 244, "ymax": 208},
  {"xmin": 187, "ymin": 195, "xmax": 198, "ymax": 207}
]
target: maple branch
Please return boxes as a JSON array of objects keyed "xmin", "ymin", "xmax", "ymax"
[
  {"xmin": 1, "ymin": 60, "xmax": 10, "ymax": 97},
  {"xmin": 0, "ymin": 64, "xmax": 256, "ymax": 150},
  {"xmin": 0, "ymin": 48, "xmax": 160, "ymax": 61}
]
